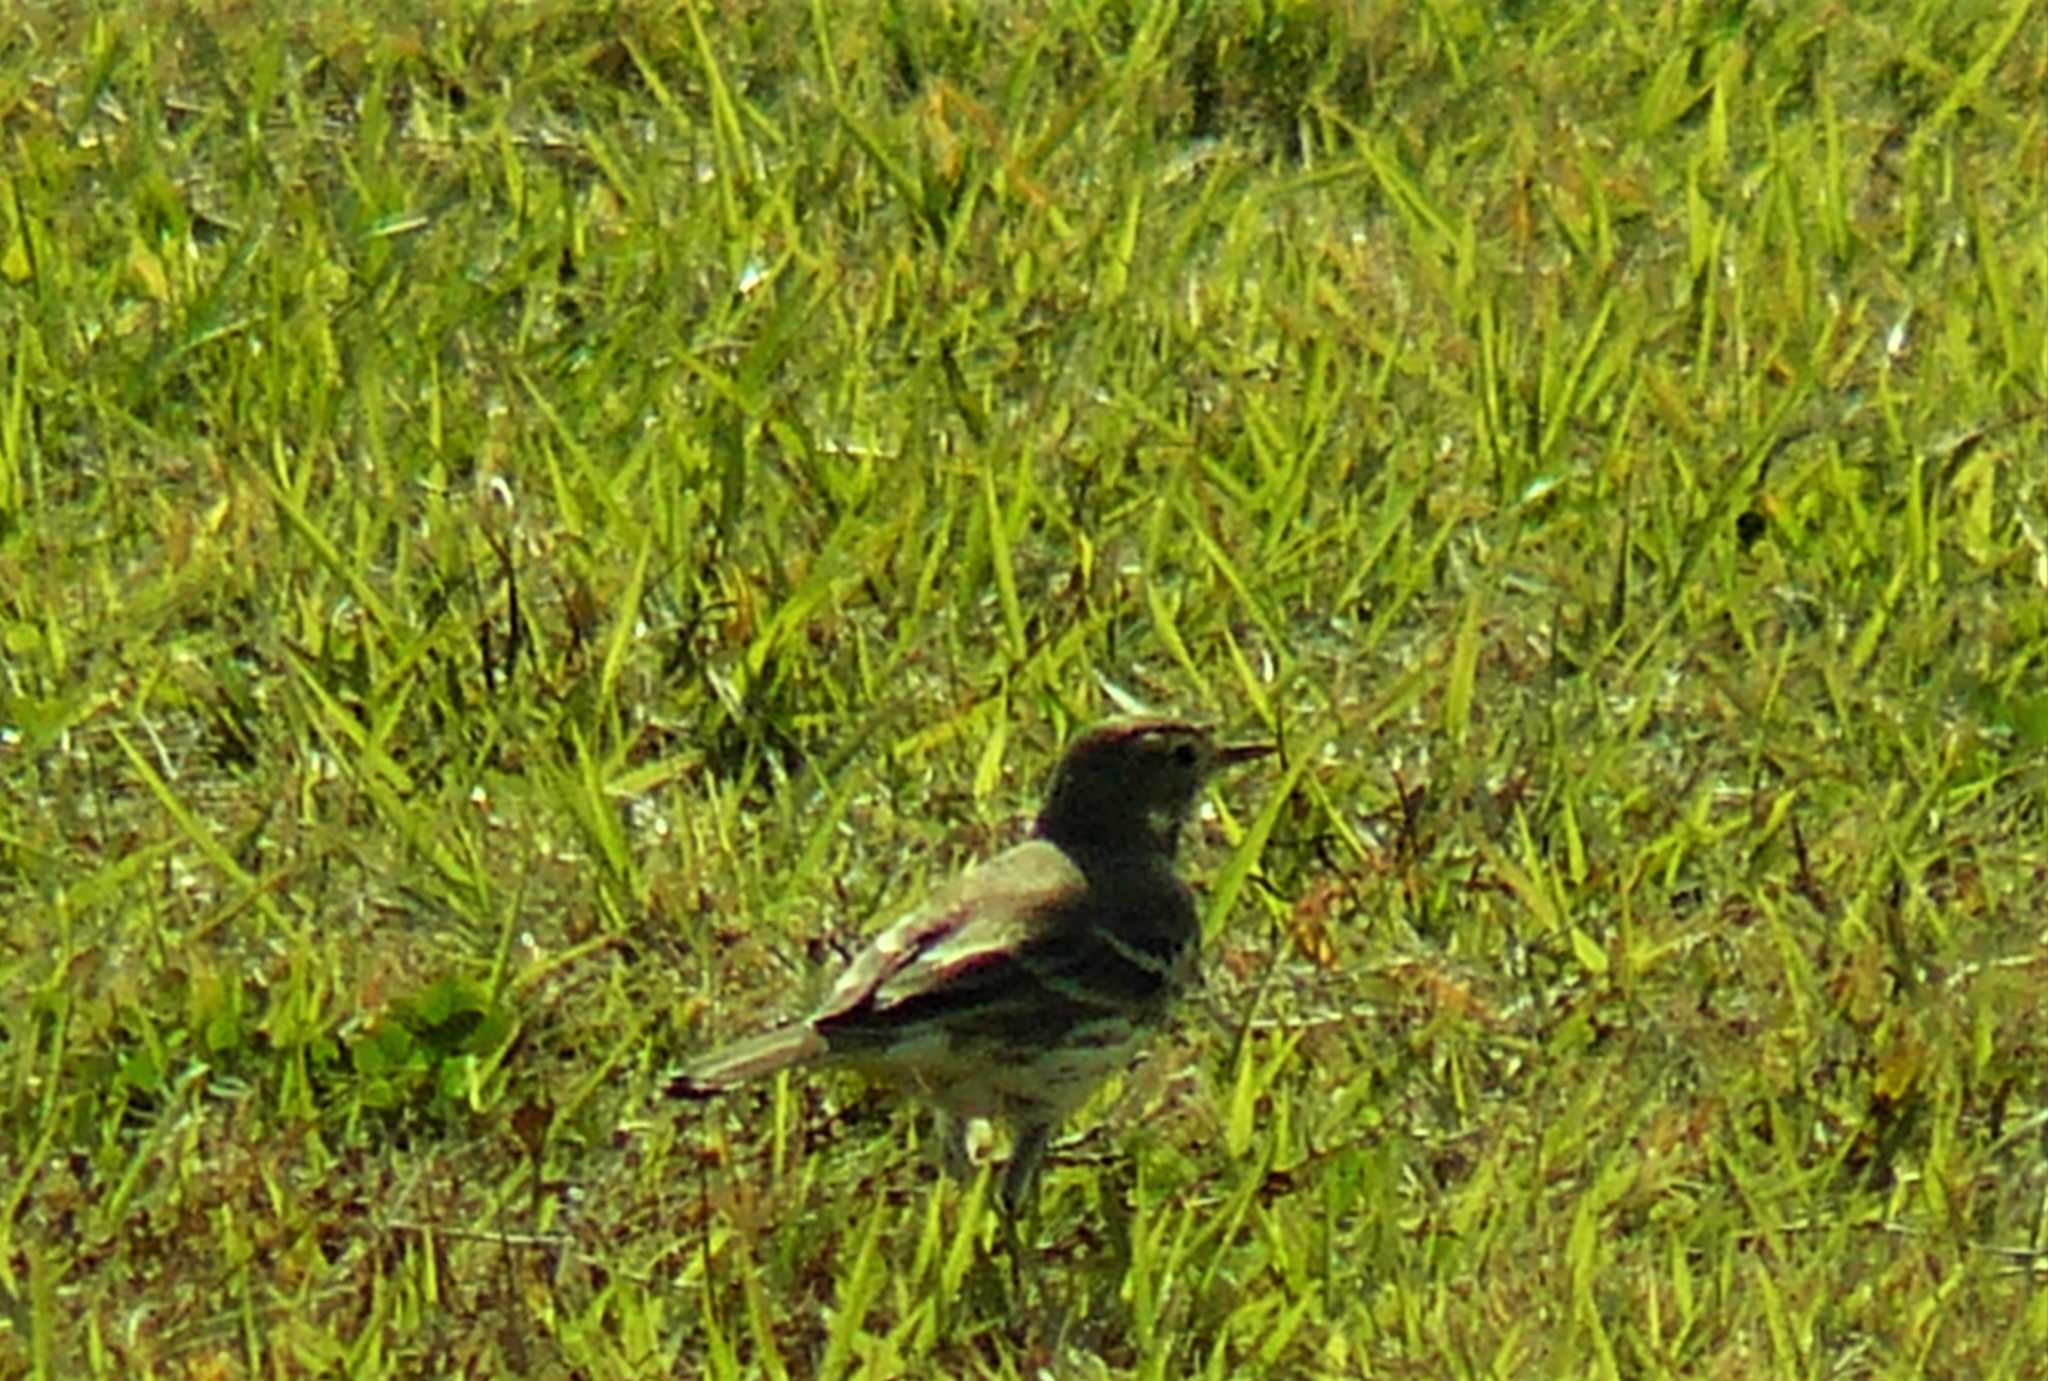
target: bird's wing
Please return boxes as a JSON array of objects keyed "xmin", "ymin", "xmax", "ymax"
[{"xmin": 810, "ymin": 839, "xmax": 1099, "ymax": 1038}]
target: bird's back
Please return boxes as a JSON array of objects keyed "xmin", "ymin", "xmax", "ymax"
[{"xmin": 812, "ymin": 839, "xmax": 1199, "ymax": 1122}]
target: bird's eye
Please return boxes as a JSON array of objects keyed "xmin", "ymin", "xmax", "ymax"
[{"xmin": 1172, "ymin": 742, "xmax": 1199, "ymax": 768}]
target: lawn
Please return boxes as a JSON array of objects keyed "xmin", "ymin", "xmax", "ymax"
[{"xmin": 2, "ymin": 0, "xmax": 2046, "ymax": 1376}]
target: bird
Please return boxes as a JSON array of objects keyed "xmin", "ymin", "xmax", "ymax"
[{"xmin": 670, "ymin": 716, "xmax": 1273, "ymax": 1218}]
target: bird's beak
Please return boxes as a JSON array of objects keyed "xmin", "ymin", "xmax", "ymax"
[{"xmin": 1217, "ymin": 740, "xmax": 1277, "ymax": 766}]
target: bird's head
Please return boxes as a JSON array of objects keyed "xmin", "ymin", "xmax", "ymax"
[{"xmin": 1035, "ymin": 717, "xmax": 1273, "ymax": 859}]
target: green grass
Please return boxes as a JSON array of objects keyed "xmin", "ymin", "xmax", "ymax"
[{"xmin": 3, "ymin": 0, "xmax": 2047, "ymax": 1374}]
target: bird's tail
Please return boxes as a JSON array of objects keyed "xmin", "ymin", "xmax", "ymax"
[{"xmin": 668, "ymin": 1023, "xmax": 826, "ymax": 1098}]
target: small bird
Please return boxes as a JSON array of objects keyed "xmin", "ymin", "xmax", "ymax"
[{"xmin": 671, "ymin": 716, "xmax": 1273, "ymax": 1216}]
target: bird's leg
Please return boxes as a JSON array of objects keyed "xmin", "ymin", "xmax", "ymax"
[
  {"xmin": 998, "ymin": 1119, "xmax": 1053, "ymax": 1295},
  {"xmin": 1000, "ymin": 1121, "xmax": 1051, "ymax": 1219},
  {"xmin": 932, "ymin": 1109, "xmax": 974, "ymax": 1182}
]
